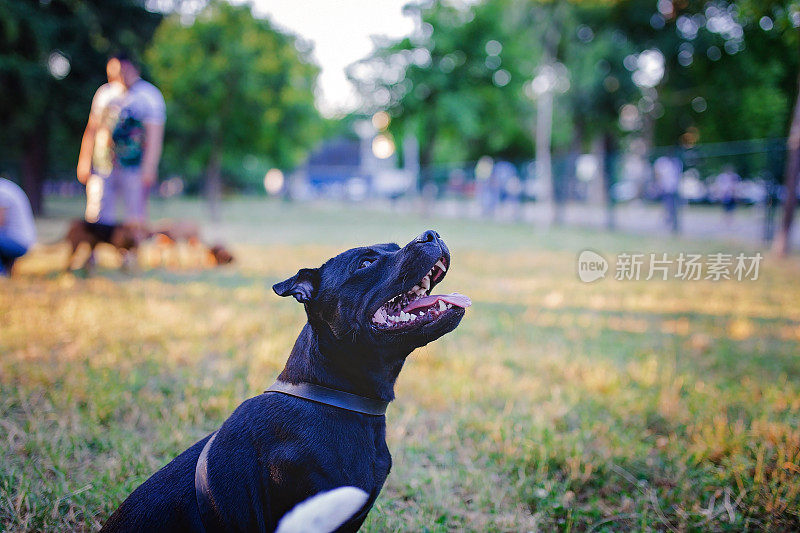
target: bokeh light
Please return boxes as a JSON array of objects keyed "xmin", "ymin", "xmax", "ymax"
[
  {"xmin": 264, "ymin": 168, "xmax": 284, "ymax": 195},
  {"xmin": 371, "ymin": 134, "xmax": 395, "ymax": 159},
  {"xmin": 47, "ymin": 51, "xmax": 70, "ymax": 80},
  {"xmin": 632, "ymin": 49, "xmax": 665, "ymax": 88},
  {"xmin": 371, "ymin": 111, "xmax": 390, "ymax": 131}
]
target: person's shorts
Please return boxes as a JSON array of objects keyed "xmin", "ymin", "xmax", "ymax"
[{"xmin": 88, "ymin": 167, "xmax": 146, "ymax": 224}]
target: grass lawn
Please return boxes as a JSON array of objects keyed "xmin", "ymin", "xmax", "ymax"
[{"xmin": 2, "ymin": 197, "xmax": 799, "ymax": 531}]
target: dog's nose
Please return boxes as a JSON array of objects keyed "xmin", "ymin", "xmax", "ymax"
[{"xmin": 415, "ymin": 230, "xmax": 440, "ymax": 244}]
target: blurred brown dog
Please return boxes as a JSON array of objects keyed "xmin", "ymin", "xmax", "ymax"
[
  {"xmin": 208, "ymin": 244, "xmax": 234, "ymax": 266},
  {"xmin": 64, "ymin": 219, "xmax": 143, "ymax": 271}
]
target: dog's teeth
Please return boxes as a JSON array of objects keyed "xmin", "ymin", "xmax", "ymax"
[
  {"xmin": 421, "ymin": 277, "xmax": 430, "ymax": 290},
  {"xmin": 372, "ymin": 307, "xmax": 389, "ymax": 325},
  {"xmin": 438, "ymin": 300, "xmax": 446, "ymax": 311},
  {"xmin": 436, "ymin": 260, "xmax": 446, "ymax": 272},
  {"xmin": 447, "ymin": 303, "xmax": 452, "ymax": 309}
]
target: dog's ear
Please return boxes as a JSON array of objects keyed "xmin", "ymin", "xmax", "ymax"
[{"xmin": 273, "ymin": 268, "xmax": 319, "ymax": 303}]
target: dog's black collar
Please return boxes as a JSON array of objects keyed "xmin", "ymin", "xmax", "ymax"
[{"xmin": 265, "ymin": 380, "xmax": 389, "ymax": 416}]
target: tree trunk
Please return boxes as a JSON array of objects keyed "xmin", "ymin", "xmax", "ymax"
[
  {"xmin": 588, "ymin": 136, "xmax": 605, "ymax": 204},
  {"xmin": 21, "ymin": 120, "xmax": 48, "ymax": 215},
  {"xmin": 772, "ymin": 69, "xmax": 800, "ymax": 256},
  {"xmin": 602, "ymin": 133, "xmax": 617, "ymax": 231},
  {"xmin": 415, "ymin": 113, "xmax": 439, "ymax": 217},
  {"xmin": 419, "ymin": 116, "xmax": 437, "ymax": 176},
  {"xmin": 568, "ymin": 120, "xmax": 583, "ymax": 201},
  {"xmin": 205, "ymin": 146, "xmax": 222, "ymax": 222},
  {"xmin": 535, "ymin": 81, "xmax": 559, "ymax": 225}
]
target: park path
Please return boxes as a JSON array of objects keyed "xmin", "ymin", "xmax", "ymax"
[
  {"xmin": 31, "ymin": 196, "xmax": 800, "ymax": 251},
  {"xmin": 423, "ymin": 199, "xmax": 793, "ymax": 250}
]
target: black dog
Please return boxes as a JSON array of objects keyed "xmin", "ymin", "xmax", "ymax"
[{"xmin": 101, "ymin": 230, "xmax": 471, "ymax": 532}]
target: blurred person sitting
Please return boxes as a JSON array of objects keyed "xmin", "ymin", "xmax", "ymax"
[
  {"xmin": 0, "ymin": 177, "xmax": 36, "ymax": 276},
  {"xmin": 76, "ymin": 51, "xmax": 165, "ymax": 243},
  {"xmin": 654, "ymin": 154, "xmax": 682, "ymax": 234}
]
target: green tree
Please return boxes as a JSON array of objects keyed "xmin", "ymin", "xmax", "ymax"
[
  {"xmin": 637, "ymin": 0, "xmax": 797, "ymax": 250},
  {"xmin": 350, "ymin": 0, "xmax": 536, "ymax": 170},
  {"xmin": 619, "ymin": 0, "xmax": 797, "ymax": 145},
  {"xmin": 351, "ymin": 0, "xmax": 643, "ymax": 225},
  {"xmin": 352, "ymin": 0, "xmax": 798, "ymax": 239},
  {"xmin": 560, "ymin": 7, "xmax": 640, "ymax": 228},
  {"xmin": 0, "ymin": 0, "xmax": 161, "ymax": 213},
  {"xmin": 733, "ymin": 0, "xmax": 800, "ymax": 255},
  {"xmin": 146, "ymin": 1, "xmax": 324, "ymax": 215}
]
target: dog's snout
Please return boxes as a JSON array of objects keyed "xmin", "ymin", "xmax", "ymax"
[{"xmin": 415, "ymin": 230, "xmax": 440, "ymax": 244}]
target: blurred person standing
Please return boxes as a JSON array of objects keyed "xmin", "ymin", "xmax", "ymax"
[
  {"xmin": 494, "ymin": 160, "xmax": 521, "ymax": 219},
  {"xmin": 654, "ymin": 154, "xmax": 682, "ymax": 234},
  {"xmin": 77, "ymin": 55, "xmax": 126, "ymax": 222},
  {"xmin": 76, "ymin": 52, "xmax": 165, "ymax": 230},
  {"xmin": 0, "ymin": 177, "xmax": 36, "ymax": 276},
  {"xmin": 715, "ymin": 165, "xmax": 739, "ymax": 223}
]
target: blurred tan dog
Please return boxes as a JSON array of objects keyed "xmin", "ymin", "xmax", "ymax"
[
  {"xmin": 208, "ymin": 244, "xmax": 234, "ymax": 266},
  {"xmin": 153, "ymin": 219, "xmax": 201, "ymax": 245},
  {"xmin": 150, "ymin": 219, "xmax": 234, "ymax": 267}
]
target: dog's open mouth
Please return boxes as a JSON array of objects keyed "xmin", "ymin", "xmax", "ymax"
[{"xmin": 371, "ymin": 256, "xmax": 471, "ymax": 330}]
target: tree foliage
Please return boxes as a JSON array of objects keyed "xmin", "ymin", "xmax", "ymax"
[
  {"xmin": 623, "ymin": 0, "xmax": 797, "ymax": 144},
  {"xmin": 146, "ymin": 1, "xmax": 325, "ymax": 192},
  {"xmin": 350, "ymin": 0, "xmax": 799, "ymax": 164},
  {"xmin": 349, "ymin": 0, "xmax": 537, "ymax": 167}
]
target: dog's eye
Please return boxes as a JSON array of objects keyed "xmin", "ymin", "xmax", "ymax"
[{"xmin": 358, "ymin": 259, "xmax": 375, "ymax": 269}]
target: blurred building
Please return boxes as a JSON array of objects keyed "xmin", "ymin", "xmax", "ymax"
[{"xmin": 288, "ymin": 133, "xmax": 417, "ymax": 201}]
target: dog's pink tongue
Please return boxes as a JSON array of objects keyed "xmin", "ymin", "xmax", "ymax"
[{"xmin": 403, "ymin": 293, "xmax": 472, "ymax": 313}]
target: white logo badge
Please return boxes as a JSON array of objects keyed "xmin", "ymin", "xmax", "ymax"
[{"xmin": 577, "ymin": 250, "xmax": 608, "ymax": 283}]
